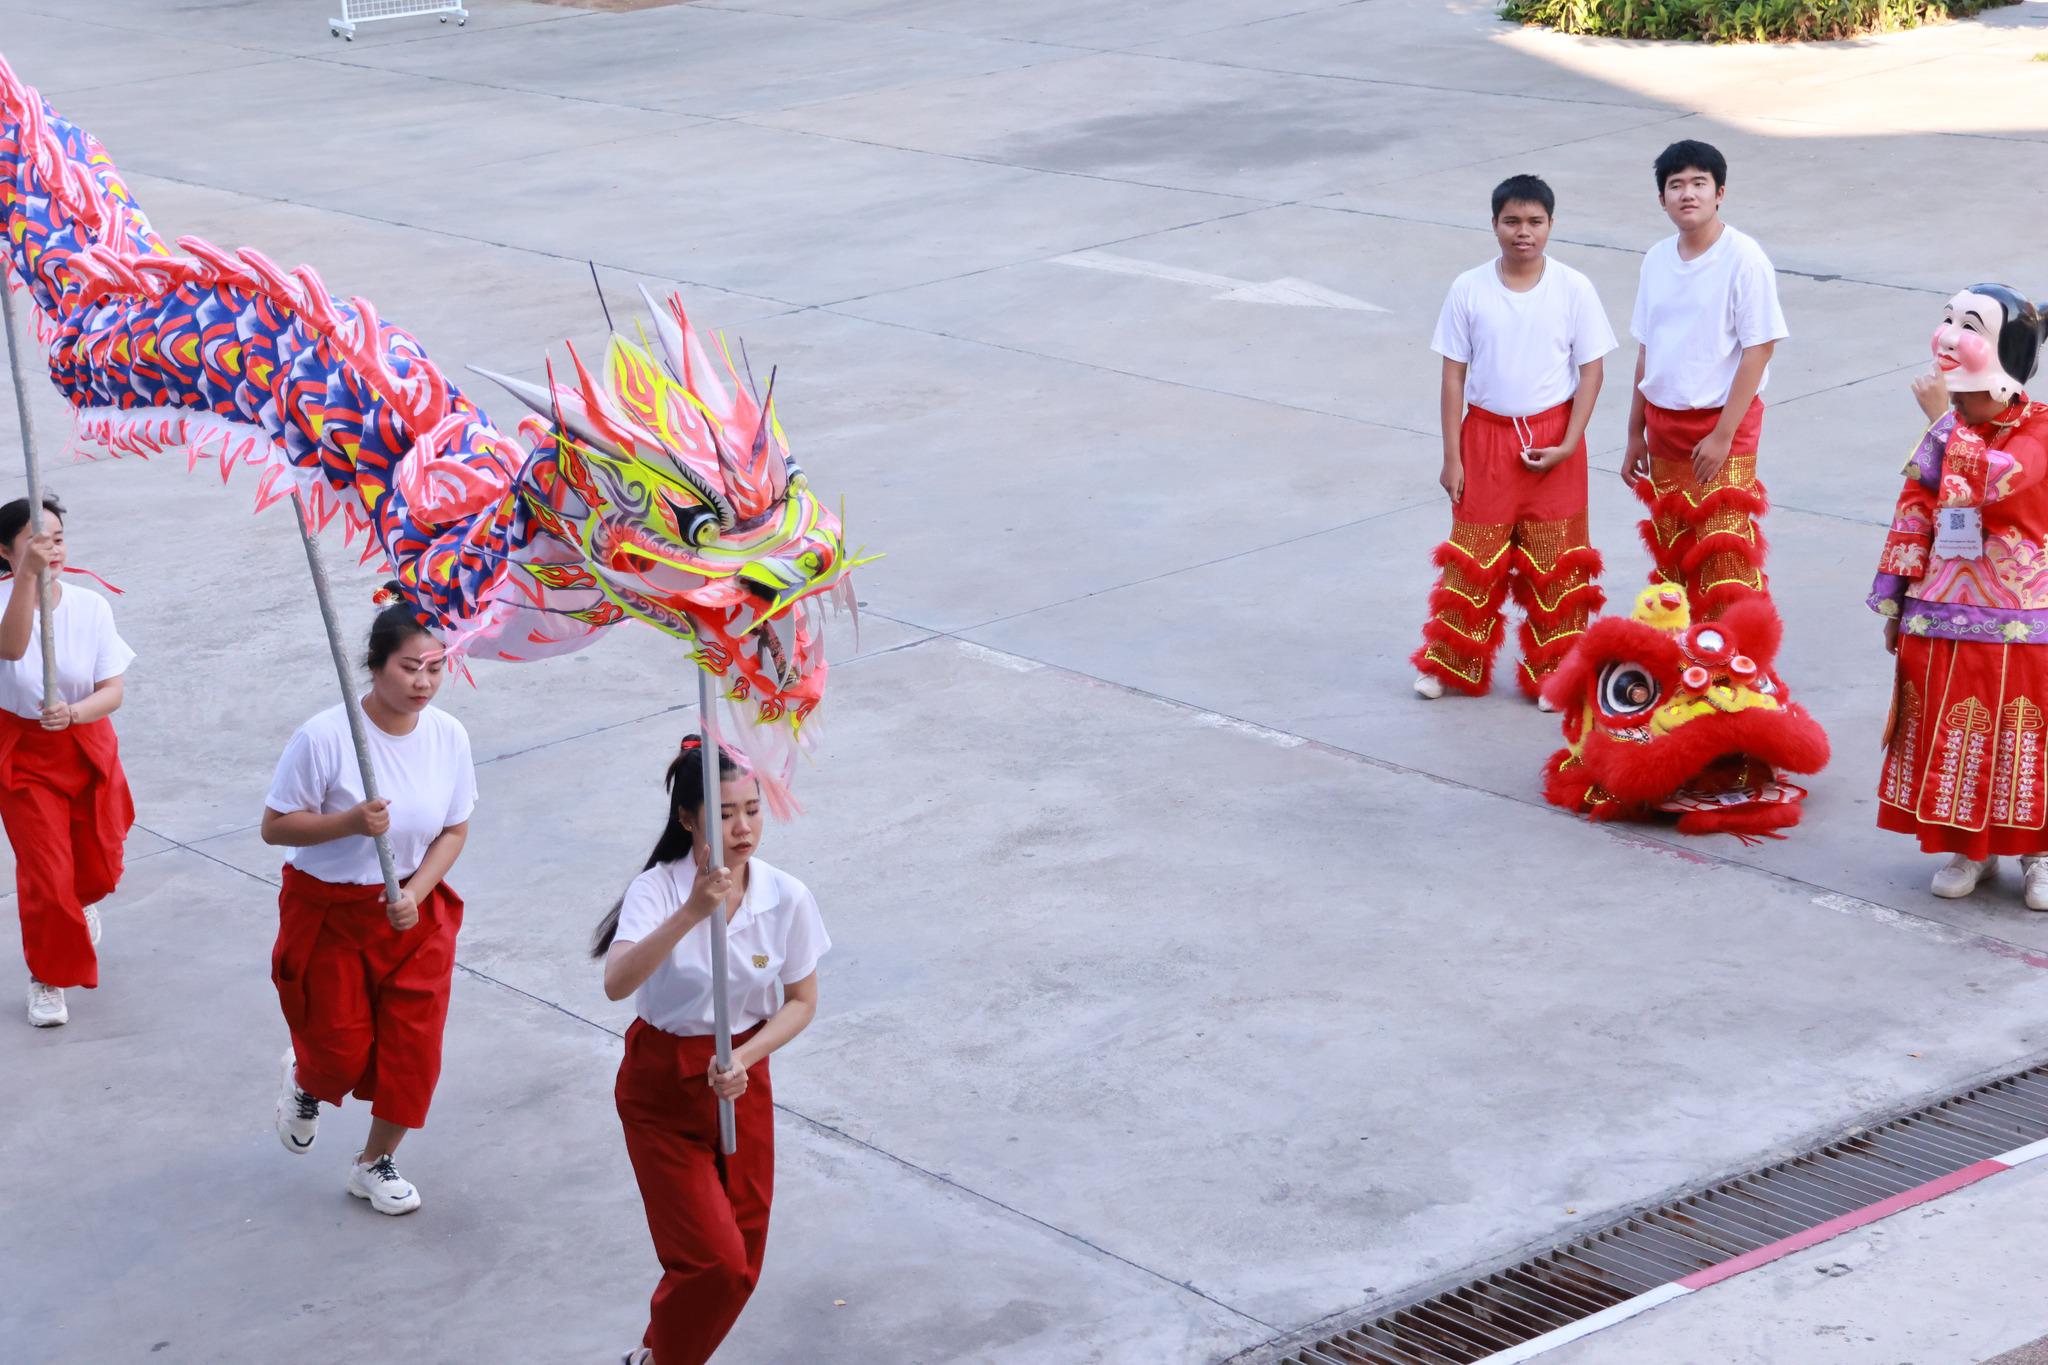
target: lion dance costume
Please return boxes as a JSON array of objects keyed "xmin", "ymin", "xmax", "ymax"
[
  {"xmin": 1542, "ymin": 585, "xmax": 1828, "ymax": 837},
  {"xmin": 0, "ymin": 54, "xmax": 867, "ymax": 804},
  {"xmin": 1871, "ymin": 285, "xmax": 2048, "ymax": 858}
]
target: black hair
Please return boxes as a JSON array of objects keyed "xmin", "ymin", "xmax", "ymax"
[
  {"xmin": 1653, "ymin": 139, "xmax": 1727, "ymax": 192},
  {"xmin": 591, "ymin": 736, "xmax": 742, "ymax": 958},
  {"xmin": 1965, "ymin": 283, "xmax": 2047, "ymax": 393},
  {"xmin": 364, "ymin": 581, "xmax": 432, "ymax": 672},
  {"xmin": 1491, "ymin": 173, "xmax": 1555, "ymax": 220},
  {"xmin": 0, "ymin": 494, "xmax": 64, "ymax": 573}
]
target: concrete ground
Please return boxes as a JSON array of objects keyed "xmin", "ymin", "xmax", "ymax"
[{"xmin": 4, "ymin": 1, "xmax": 2048, "ymax": 1362}]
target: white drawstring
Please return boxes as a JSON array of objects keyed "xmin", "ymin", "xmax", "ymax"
[{"xmin": 1511, "ymin": 414, "xmax": 1536, "ymax": 461}]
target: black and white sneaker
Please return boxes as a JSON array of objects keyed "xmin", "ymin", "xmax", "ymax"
[
  {"xmin": 348, "ymin": 1154, "xmax": 421, "ymax": 1215},
  {"xmin": 274, "ymin": 1048, "xmax": 319, "ymax": 1155}
]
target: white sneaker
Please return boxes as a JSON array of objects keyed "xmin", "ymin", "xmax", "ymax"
[
  {"xmin": 2023, "ymin": 856, "xmax": 2048, "ymax": 912},
  {"xmin": 349, "ymin": 1154, "xmax": 421, "ymax": 1215},
  {"xmin": 1414, "ymin": 673, "xmax": 1445, "ymax": 700},
  {"xmin": 85, "ymin": 906, "xmax": 102, "ymax": 947},
  {"xmin": 622, "ymin": 1352, "xmax": 652, "ymax": 1365},
  {"xmin": 26, "ymin": 980, "xmax": 66, "ymax": 1027},
  {"xmin": 275, "ymin": 1049, "xmax": 319, "ymax": 1155},
  {"xmin": 1536, "ymin": 696, "xmax": 1557, "ymax": 713},
  {"xmin": 1932, "ymin": 853, "xmax": 1996, "ymax": 899}
]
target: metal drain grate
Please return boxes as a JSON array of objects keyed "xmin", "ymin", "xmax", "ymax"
[{"xmin": 1273, "ymin": 1064, "xmax": 2048, "ymax": 1365}]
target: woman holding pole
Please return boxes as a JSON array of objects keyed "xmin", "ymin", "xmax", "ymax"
[
  {"xmin": 0, "ymin": 494, "xmax": 135, "ymax": 1028},
  {"xmin": 263, "ymin": 583, "xmax": 474, "ymax": 1216},
  {"xmin": 593, "ymin": 732, "xmax": 828, "ymax": 1365}
]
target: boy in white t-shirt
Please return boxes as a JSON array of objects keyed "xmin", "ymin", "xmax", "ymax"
[
  {"xmin": 1620, "ymin": 139, "xmax": 1788, "ymax": 620},
  {"xmin": 1415, "ymin": 173, "xmax": 1617, "ymax": 703}
]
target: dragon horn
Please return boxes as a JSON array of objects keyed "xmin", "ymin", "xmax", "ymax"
[{"xmin": 636, "ymin": 282, "xmax": 688, "ymax": 384}]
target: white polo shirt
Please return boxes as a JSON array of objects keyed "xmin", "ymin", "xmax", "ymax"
[
  {"xmin": 265, "ymin": 702, "xmax": 477, "ymax": 885},
  {"xmin": 0, "ymin": 585, "xmax": 133, "ymax": 720},
  {"xmin": 1631, "ymin": 225, "xmax": 1788, "ymax": 411},
  {"xmin": 614, "ymin": 855, "xmax": 829, "ymax": 1037},
  {"xmin": 1432, "ymin": 258, "xmax": 1616, "ymax": 418}
]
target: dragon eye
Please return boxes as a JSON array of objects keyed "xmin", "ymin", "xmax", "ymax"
[{"xmin": 1598, "ymin": 661, "xmax": 1660, "ymax": 718}]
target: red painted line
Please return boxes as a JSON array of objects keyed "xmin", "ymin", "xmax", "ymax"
[{"xmin": 1677, "ymin": 1158, "xmax": 2008, "ymax": 1290}]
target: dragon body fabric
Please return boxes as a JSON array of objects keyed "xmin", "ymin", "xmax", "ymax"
[
  {"xmin": 1541, "ymin": 586, "xmax": 1830, "ymax": 837},
  {"xmin": 0, "ymin": 55, "xmax": 862, "ymax": 797}
]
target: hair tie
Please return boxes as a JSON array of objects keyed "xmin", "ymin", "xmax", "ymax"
[
  {"xmin": 371, "ymin": 585, "xmax": 398, "ymax": 607},
  {"xmin": 679, "ymin": 734, "xmax": 704, "ymax": 753}
]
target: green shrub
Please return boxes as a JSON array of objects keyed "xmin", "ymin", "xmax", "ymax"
[{"xmin": 1499, "ymin": 0, "xmax": 2018, "ymax": 42}]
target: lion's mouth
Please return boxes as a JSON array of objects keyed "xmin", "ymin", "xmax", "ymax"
[{"xmin": 1655, "ymin": 753, "xmax": 1808, "ymax": 814}]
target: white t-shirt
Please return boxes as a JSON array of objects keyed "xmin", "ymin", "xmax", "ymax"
[
  {"xmin": 614, "ymin": 855, "xmax": 830, "ymax": 1037},
  {"xmin": 1631, "ymin": 225, "xmax": 1789, "ymax": 411},
  {"xmin": 0, "ymin": 584, "xmax": 134, "ymax": 720},
  {"xmin": 264, "ymin": 703, "xmax": 477, "ymax": 885},
  {"xmin": 1432, "ymin": 259, "xmax": 1616, "ymax": 418}
]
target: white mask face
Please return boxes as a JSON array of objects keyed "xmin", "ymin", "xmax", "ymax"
[{"xmin": 1931, "ymin": 290, "xmax": 2021, "ymax": 404}]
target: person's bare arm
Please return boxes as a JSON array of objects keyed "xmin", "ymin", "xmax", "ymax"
[
  {"xmin": 1439, "ymin": 358, "xmax": 1468, "ymax": 503},
  {"xmin": 1526, "ymin": 358, "xmax": 1605, "ymax": 472},
  {"xmin": 261, "ymin": 801, "xmax": 387, "ymax": 848},
  {"xmin": 1621, "ymin": 348, "xmax": 1650, "ymax": 485},
  {"xmin": 603, "ymin": 859, "xmax": 728, "ymax": 1001},
  {"xmin": 711, "ymin": 974, "xmax": 820, "ymax": 1100},
  {"xmin": 1693, "ymin": 341, "xmax": 1775, "ymax": 482}
]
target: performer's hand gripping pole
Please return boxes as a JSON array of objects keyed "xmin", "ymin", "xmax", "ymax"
[
  {"xmin": 1, "ymin": 280, "xmax": 58, "ymax": 711},
  {"xmin": 290, "ymin": 491, "xmax": 404, "ymax": 912},
  {"xmin": 699, "ymin": 666, "xmax": 738, "ymax": 1155}
]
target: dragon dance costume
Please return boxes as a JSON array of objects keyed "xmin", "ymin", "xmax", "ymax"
[{"xmin": 1872, "ymin": 286, "xmax": 2048, "ymax": 859}]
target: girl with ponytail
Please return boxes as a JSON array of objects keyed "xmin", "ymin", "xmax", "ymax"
[{"xmin": 598, "ymin": 733, "xmax": 829, "ymax": 1365}]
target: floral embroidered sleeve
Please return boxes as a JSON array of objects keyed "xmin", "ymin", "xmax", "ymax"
[
  {"xmin": 1870, "ymin": 418, "xmax": 1947, "ymax": 617},
  {"xmin": 1940, "ymin": 405, "xmax": 2048, "ymax": 506}
]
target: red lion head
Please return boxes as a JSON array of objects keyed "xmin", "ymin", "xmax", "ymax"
[{"xmin": 1540, "ymin": 586, "xmax": 1830, "ymax": 836}]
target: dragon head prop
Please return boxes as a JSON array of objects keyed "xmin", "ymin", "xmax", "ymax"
[
  {"xmin": 474, "ymin": 288, "xmax": 872, "ymax": 784},
  {"xmin": 1540, "ymin": 586, "xmax": 1830, "ymax": 836}
]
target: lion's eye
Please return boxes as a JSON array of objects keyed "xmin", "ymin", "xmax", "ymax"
[{"xmin": 1598, "ymin": 661, "xmax": 1660, "ymax": 718}]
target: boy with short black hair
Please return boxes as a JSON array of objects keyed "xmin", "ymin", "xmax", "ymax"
[
  {"xmin": 1414, "ymin": 173, "xmax": 1616, "ymax": 702},
  {"xmin": 1621, "ymin": 139, "xmax": 1788, "ymax": 620}
]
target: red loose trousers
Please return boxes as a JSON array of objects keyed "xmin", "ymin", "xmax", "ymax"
[
  {"xmin": 616, "ymin": 1018, "xmax": 775, "ymax": 1365},
  {"xmin": 0, "ymin": 711, "xmax": 133, "ymax": 989},
  {"xmin": 270, "ymin": 865, "xmax": 463, "ymax": 1130}
]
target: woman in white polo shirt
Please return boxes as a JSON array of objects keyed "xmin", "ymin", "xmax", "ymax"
[
  {"xmin": 0, "ymin": 494, "xmax": 135, "ymax": 1029},
  {"xmin": 594, "ymin": 734, "xmax": 828, "ymax": 1365},
  {"xmin": 261, "ymin": 584, "xmax": 476, "ymax": 1217}
]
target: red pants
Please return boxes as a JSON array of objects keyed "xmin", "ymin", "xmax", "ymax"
[
  {"xmin": 0, "ymin": 712, "xmax": 133, "ymax": 989},
  {"xmin": 1415, "ymin": 401, "xmax": 1604, "ymax": 697},
  {"xmin": 270, "ymin": 866, "xmax": 462, "ymax": 1130},
  {"xmin": 1637, "ymin": 398, "xmax": 1768, "ymax": 620},
  {"xmin": 616, "ymin": 1018, "xmax": 775, "ymax": 1365}
]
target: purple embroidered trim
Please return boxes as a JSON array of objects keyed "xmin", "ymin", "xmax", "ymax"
[{"xmin": 1896, "ymin": 596, "xmax": 2048, "ymax": 645}]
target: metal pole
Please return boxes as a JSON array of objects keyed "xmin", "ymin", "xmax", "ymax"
[
  {"xmin": 698, "ymin": 666, "xmax": 737, "ymax": 1154},
  {"xmin": 289, "ymin": 490, "xmax": 403, "ymax": 908},
  {"xmin": 1, "ymin": 280, "xmax": 58, "ymax": 710}
]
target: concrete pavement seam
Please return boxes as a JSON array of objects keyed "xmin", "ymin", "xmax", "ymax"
[
  {"xmin": 865, "ymin": 626, "xmax": 2048, "ymax": 972},
  {"xmin": 443, "ymin": 951, "xmax": 1285, "ymax": 1335},
  {"xmin": 817, "ymin": 306, "xmax": 1435, "ymax": 438}
]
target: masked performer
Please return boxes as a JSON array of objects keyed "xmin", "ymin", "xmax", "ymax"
[
  {"xmin": 594, "ymin": 737, "xmax": 828, "ymax": 1365},
  {"xmin": 0, "ymin": 495, "xmax": 134, "ymax": 1028},
  {"xmin": 1414, "ymin": 174, "xmax": 1616, "ymax": 704},
  {"xmin": 263, "ymin": 587, "xmax": 474, "ymax": 1214},
  {"xmin": 1872, "ymin": 285, "xmax": 2048, "ymax": 904}
]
